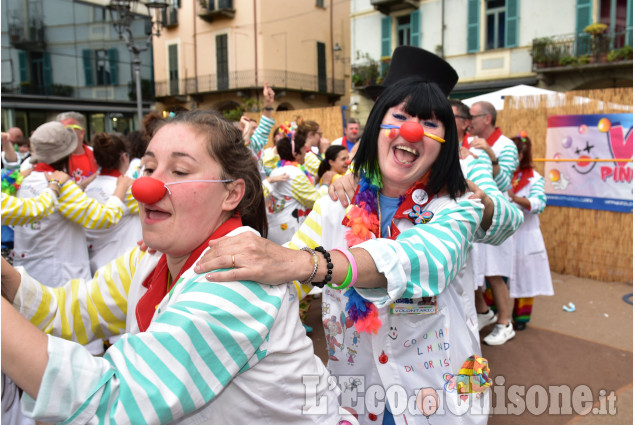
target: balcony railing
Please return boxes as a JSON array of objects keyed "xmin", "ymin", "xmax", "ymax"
[
  {"xmin": 8, "ymin": 20, "xmax": 46, "ymax": 51},
  {"xmin": 370, "ymin": 0, "xmax": 419, "ymax": 15},
  {"xmin": 531, "ymin": 30, "xmax": 632, "ymax": 70},
  {"xmin": 155, "ymin": 69, "xmax": 345, "ymax": 98},
  {"xmin": 198, "ymin": 0, "xmax": 235, "ymax": 22},
  {"xmin": 162, "ymin": 6, "xmax": 178, "ymax": 28}
]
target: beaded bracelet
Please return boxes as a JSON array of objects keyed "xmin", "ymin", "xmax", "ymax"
[
  {"xmin": 313, "ymin": 246, "xmax": 332, "ymax": 288},
  {"xmin": 48, "ymin": 179, "xmax": 62, "ymax": 190},
  {"xmin": 299, "ymin": 247, "xmax": 319, "ymax": 286},
  {"xmin": 329, "ymin": 247, "xmax": 358, "ymax": 290}
]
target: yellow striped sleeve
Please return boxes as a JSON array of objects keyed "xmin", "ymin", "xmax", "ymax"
[
  {"xmin": 124, "ymin": 189, "xmax": 139, "ymax": 215},
  {"xmin": 290, "ymin": 174, "xmax": 321, "ymax": 209},
  {"xmin": 57, "ymin": 181, "xmax": 124, "ymax": 229},
  {"xmin": 1, "ymin": 190, "xmax": 56, "ymax": 226},
  {"xmin": 304, "ymin": 151, "xmax": 320, "ymax": 177},
  {"xmin": 16, "ymin": 248, "xmax": 145, "ymax": 344}
]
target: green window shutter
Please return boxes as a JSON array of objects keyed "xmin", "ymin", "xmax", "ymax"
[
  {"xmin": 575, "ymin": 0, "xmax": 593, "ymax": 55},
  {"xmin": 627, "ymin": 0, "xmax": 633, "ymax": 46},
  {"xmin": 43, "ymin": 52, "xmax": 52, "ymax": 90},
  {"xmin": 576, "ymin": 0, "xmax": 592, "ymax": 34},
  {"xmin": 317, "ymin": 41, "xmax": 327, "ymax": 92},
  {"xmin": 381, "ymin": 16, "xmax": 392, "ymax": 56},
  {"xmin": 505, "ymin": 0, "xmax": 518, "ymax": 47},
  {"xmin": 467, "ymin": 0, "xmax": 480, "ymax": 52},
  {"xmin": 410, "ymin": 9, "xmax": 420, "ymax": 47},
  {"xmin": 381, "ymin": 16, "xmax": 391, "ymax": 74},
  {"xmin": 108, "ymin": 48, "xmax": 118, "ymax": 85},
  {"xmin": 18, "ymin": 51, "xmax": 28, "ymax": 82},
  {"xmin": 82, "ymin": 49, "xmax": 94, "ymax": 87}
]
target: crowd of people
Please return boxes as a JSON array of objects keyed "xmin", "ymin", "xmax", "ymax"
[{"xmin": 1, "ymin": 46, "xmax": 553, "ymax": 425}]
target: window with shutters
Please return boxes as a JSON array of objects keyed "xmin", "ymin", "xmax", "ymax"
[
  {"xmin": 486, "ymin": 0, "xmax": 505, "ymax": 49},
  {"xmin": 169, "ymin": 44, "xmax": 179, "ymax": 94},
  {"xmin": 317, "ymin": 41, "xmax": 327, "ymax": 92},
  {"xmin": 95, "ymin": 49, "xmax": 111, "ymax": 85},
  {"xmin": 216, "ymin": 35, "xmax": 228, "ymax": 91},
  {"xmin": 397, "ymin": 15, "xmax": 411, "ymax": 46},
  {"xmin": 83, "ymin": 48, "xmax": 118, "ymax": 86},
  {"xmin": 599, "ymin": 0, "xmax": 632, "ymax": 47}
]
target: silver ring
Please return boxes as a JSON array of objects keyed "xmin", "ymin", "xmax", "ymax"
[{"xmin": 231, "ymin": 255, "xmax": 235, "ymax": 268}]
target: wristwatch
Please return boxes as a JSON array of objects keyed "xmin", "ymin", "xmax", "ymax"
[{"xmin": 491, "ymin": 157, "xmax": 499, "ymax": 165}]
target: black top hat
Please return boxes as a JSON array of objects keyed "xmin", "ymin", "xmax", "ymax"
[{"xmin": 365, "ymin": 46, "xmax": 459, "ymax": 100}]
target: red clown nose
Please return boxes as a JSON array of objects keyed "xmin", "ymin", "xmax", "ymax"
[
  {"xmin": 131, "ymin": 177, "xmax": 167, "ymax": 204},
  {"xmin": 351, "ymin": 130, "xmax": 358, "ymax": 135},
  {"xmin": 400, "ymin": 121, "xmax": 424, "ymax": 143}
]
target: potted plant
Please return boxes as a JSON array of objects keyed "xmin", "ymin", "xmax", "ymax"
[
  {"xmin": 577, "ymin": 54, "xmax": 591, "ymax": 65},
  {"xmin": 607, "ymin": 45, "xmax": 633, "ymax": 62},
  {"xmin": 584, "ymin": 23, "xmax": 609, "ymax": 62},
  {"xmin": 532, "ymin": 37, "xmax": 550, "ymax": 67},
  {"xmin": 351, "ymin": 52, "xmax": 381, "ymax": 87},
  {"xmin": 558, "ymin": 55, "xmax": 577, "ymax": 66}
]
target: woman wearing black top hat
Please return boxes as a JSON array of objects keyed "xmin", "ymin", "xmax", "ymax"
[{"xmin": 194, "ymin": 46, "xmax": 495, "ymax": 424}]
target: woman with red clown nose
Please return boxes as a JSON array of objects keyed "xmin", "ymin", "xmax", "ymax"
[
  {"xmin": 196, "ymin": 47, "xmax": 494, "ymax": 424},
  {"xmin": 1, "ymin": 110, "xmax": 354, "ymax": 424}
]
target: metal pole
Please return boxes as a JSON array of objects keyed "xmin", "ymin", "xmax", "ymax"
[{"xmin": 134, "ymin": 54, "xmax": 143, "ymax": 127}]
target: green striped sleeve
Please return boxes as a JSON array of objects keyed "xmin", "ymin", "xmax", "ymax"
[
  {"xmin": 28, "ymin": 275, "xmax": 283, "ymax": 423},
  {"xmin": 357, "ymin": 197, "xmax": 483, "ymax": 305},
  {"xmin": 494, "ymin": 143, "xmax": 519, "ymax": 191},
  {"xmin": 527, "ymin": 174, "xmax": 547, "ymax": 214}
]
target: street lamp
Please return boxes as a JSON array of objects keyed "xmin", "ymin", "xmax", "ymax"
[{"xmin": 107, "ymin": 0, "xmax": 167, "ymax": 127}]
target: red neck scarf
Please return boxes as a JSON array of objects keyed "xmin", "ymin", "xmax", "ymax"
[
  {"xmin": 135, "ymin": 215, "xmax": 242, "ymax": 331},
  {"xmin": 461, "ymin": 132, "xmax": 471, "ymax": 149},
  {"xmin": 33, "ymin": 163, "xmax": 55, "ymax": 173},
  {"xmin": 485, "ymin": 128, "xmax": 503, "ymax": 147},
  {"xmin": 511, "ymin": 168, "xmax": 534, "ymax": 194},
  {"xmin": 100, "ymin": 168, "xmax": 122, "ymax": 178}
]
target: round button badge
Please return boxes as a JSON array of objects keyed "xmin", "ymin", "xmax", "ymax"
[{"xmin": 412, "ymin": 189, "xmax": 428, "ymax": 205}]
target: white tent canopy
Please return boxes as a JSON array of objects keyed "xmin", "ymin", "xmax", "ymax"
[{"xmin": 461, "ymin": 85, "xmax": 559, "ymax": 110}]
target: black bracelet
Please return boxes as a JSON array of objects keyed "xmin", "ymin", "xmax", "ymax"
[{"xmin": 313, "ymin": 246, "xmax": 333, "ymax": 288}]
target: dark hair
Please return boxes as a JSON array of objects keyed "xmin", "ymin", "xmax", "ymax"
[
  {"xmin": 449, "ymin": 99, "xmax": 471, "ymax": 120},
  {"xmin": 92, "ymin": 133, "xmax": 129, "ymax": 170},
  {"xmin": 346, "ymin": 118, "xmax": 360, "ymax": 126},
  {"xmin": 50, "ymin": 156, "xmax": 71, "ymax": 172},
  {"xmin": 318, "ymin": 145, "xmax": 347, "ymax": 180},
  {"xmin": 126, "ymin": 130, "xmax": 148, "ymax": 159},
  {"xmin": 276, "ymin": 135, "xmax": 305, "ymax": 161},
  {"xmin": 511, "ymin": 135, "xmax": 533, "ymax": 169},
  {"xmin": 353, "ymin": 77, "xmax": 467, "ymax": 199},
  {"xmin": 142, "ymin": 111, "xmax": 165, "ymax": 143},
  {"xmin": 158, "ymin": 110, "xmax": 268, "ymax": 237}
]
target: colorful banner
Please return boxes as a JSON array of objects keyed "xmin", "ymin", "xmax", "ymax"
[{"xmin": 544, "ymin": 114, "xmax": 633, "ymax": 213}]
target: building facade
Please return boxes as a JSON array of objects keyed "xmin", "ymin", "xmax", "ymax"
[
  {"xmin": 1, "ymin": 0, "xmax": 155, "ymax": 136},
  {"xmin": 349, "ymin": 0, "xmax": 633, "ymax": 121},
  {"xmin": 152, "ymin": 0, "xmax": 349, "ymax": 114}
]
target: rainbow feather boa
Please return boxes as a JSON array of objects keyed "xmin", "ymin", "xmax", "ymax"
[
  {"xmin": 341, "ymin": 173, "xmax": 385, "ymax": 334},
  {"xmin": 278, "ymin": 160, "xmax": 314, "ymax": 185},
  {"xmin": 1, "ymin": 169, "xmax": 24, "ymax": 196}
]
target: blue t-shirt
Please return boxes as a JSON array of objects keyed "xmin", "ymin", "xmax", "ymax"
[{"xmin": 378, "ymin": 192, "xmax": 401, "ymax": 238}]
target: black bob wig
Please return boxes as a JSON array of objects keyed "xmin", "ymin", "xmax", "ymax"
[{"xmin": 352, "ymin": 77, "xmax": 467, "ymax": 199}]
